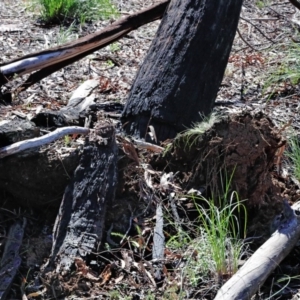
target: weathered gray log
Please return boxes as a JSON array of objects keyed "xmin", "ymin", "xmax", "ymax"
[
  {"xmin": 0, "ymin": 126, "xmax": 89, "ymax": 158},
  {"xmin": 32, "ymin": 79, "xmax": 125, "ymax": 128},
  {"xmin": 0, "ymin": 1, "xmax": 169, "ymax": 91},
  {"xmin": 214, "ymin": 200, "xmax": 300, "ymax": 300},
  {"xmin": 32, "ymin": 79, "xmax": 99, "ymax": 127},
  {"xmin": 43, "ymin": 121, "xmax": 118, "ymax": 276},
  {"xmin": 0, "ymin": 219, "xmax": 26, "ymax": 300}
]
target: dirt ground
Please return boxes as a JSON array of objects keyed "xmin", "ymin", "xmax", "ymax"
[{"xmin": 1, "ymin": 0, "xmax": 300, "ymax": 299}]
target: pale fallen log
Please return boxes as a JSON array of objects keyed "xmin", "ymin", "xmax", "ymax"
[
  {"xmin": 0, "ymin": 0, "xmax": 169, "ymax": 91},
  {"xmin": 215, "ymin": 200, "xmax": 300, "ymax": 300},
  {"xmin": 0, "ymin": 126, "xmax": 89, "ymax": 158}
]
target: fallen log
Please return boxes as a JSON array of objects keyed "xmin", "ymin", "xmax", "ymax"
[
  {"xmin": 0, "ymin": 0, "xmax": 169, "ymax": 92},
  {"xmin": 214, "ymin": 200, "xmax": 300, "ymax": 300},
  {"xmin": 42, "ymin": 121, "xmax": 118, "ymax": 283}
]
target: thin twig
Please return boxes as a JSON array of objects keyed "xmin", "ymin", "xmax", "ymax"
[
  {"xmin": 240, "ymin": 16, "xmax": 276, "ymax": 44},
  {"xmin": 237, "ymin": 27, "xmax": 258, "ymax": 51}
]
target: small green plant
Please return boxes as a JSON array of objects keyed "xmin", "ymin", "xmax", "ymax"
[
  {"xmin": 145, "ymin": 291, "xmax": 156, "ymax": 300},
  {"xmin": 109, "ymin": 229, "xmax": 144, "ymax": 253},
  {"xmin": 64, "ymin": 135, "xmax": 72, "ymax": 146},
  {"xmin": 109, "ymin": 289, "xmax": 121, "ymax": 300},
  {"xmin": 106, "ymin": 59, "xmax": 115, "ymax": 67},
  {"xmin": 162, "ymin": 285, "xmax": 181, "ymax": 300},
  {"xmin": 32, "ymin": 0, "xmax": 119, "ymax": 24},
  {"xmin": 109, "ymin": 42, "xmax": 121, "ymax": 53},
  {"xmin": 55, "ymin": 22, "xmax": 78, "ymax": 45},
  {"xmin": 256, "ymin": 0, "xmax": 266, "ymax": 9},
  {"xmin": 286, "ymin": 135, "xmax": 300, "ymax": 181}
]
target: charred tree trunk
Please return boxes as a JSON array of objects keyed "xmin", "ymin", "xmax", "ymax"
[
  {"xmin": 121, "ymin": 0, "xmax": 243, "ymax": 143},
  {"xmin": 43, "ymin": 121, "xmax": 118, "ymax": 276}
]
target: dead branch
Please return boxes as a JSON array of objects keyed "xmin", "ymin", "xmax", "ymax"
[
  {"xmin": 214, "ymin": 200, "xmax": 300, "ymax": 300},
  {"xmin": 0, "ymin": 126, "xmax": 89, "ymax": 158},
  {"xmin": 0, "ymin": 0, "xmax": 170, "ymax": 92},
  {"xmin": 132, "ymin": 138, "xmax": 164, "ymax": 153}
]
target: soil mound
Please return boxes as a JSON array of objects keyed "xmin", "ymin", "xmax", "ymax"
[{"xmin": 156, "ymin": 112, "xmax": 286, "ymax": 230}]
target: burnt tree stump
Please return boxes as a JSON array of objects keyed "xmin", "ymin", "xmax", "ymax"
[
  {"xmin": 122, "ymin": 0, "xmax": 243, "ymax": 143},
  {"xmin": 43, "ymin": 121, "xmax": 118, "ymax": 276}
]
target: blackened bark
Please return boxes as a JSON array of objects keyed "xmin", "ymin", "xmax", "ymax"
[
  {"xmin": 122, "ymin": 0, "xmax": 243, "ymax": 143},
  {"xmin": 43, "ymin": 121, "xmax": 118, "ymax": 274}
]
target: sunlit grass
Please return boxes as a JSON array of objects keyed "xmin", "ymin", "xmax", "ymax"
[
  {"xmin": 30, "ymin": 0, "xmax": 119, "ymax": 24},
  {"xmin": 166, "ymin": 170, "xmax": 247, "ymax": 294},
  {"xmin": 176, "ymin": 113, "xmax": 219, "ymax": 149}
]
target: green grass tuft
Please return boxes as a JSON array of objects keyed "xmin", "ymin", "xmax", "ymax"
[
  {"xmin": 177, "ymin": 113, "xmax": 219, "ymax": 150},
  {"xmin": 166, "ymin": 170, "xmax": 247, "ymax": 293},
  {"xmin": 192, "ymin": 170, "xmax": 247, "ymax": 280},
  {"xmin": 31, "ymin": 0, "xmax": 119, "ymax": 25}
]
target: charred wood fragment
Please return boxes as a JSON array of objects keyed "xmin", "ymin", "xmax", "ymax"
[{"xmin": 43, "ymin": 121, "xmax": 118, "ymax": 275}]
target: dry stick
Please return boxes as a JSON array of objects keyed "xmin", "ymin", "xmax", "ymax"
[
  {"xmin": 214, "ymin": 200, "xmax": 300, "ymax": 300},
  {"xmin": 236, "ymin": 28, "xmax": 272, "ymax": 51},
  {"xmin": 289, "ymin": 0, "xmax": 300, "ymax": 10},
  {"xmin": 132, "ymin": 138, "xmax": 164, "ymax": 153},
  {"xmin": 240, "ymin": 16, "xmax": 275, "ymax": 44},
  {"xmin": 0, "ymin": 126, "xmax": 89, "ymax": 158},
  {"xmin": 236, "ymin": 28, "xmax": 258, "ymax": 51},
  {"xmin": 0, "ymin": 0, "xmax": 170, "ymax": 91}
]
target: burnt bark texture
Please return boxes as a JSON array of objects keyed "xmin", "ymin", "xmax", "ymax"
[
  {"xmin": 122, "ymin": 0, "xmax": 243, "ymax": 143},
  {"xmin": 43, "ymin": 121, "xmax": 118, "ymax": 275}
]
